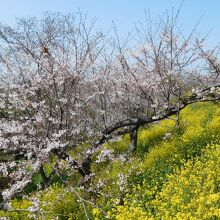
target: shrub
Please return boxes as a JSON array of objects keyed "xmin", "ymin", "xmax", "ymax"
[{"xmin": 153, "ymin": 144, "xmax": 220, "ymax": 219}]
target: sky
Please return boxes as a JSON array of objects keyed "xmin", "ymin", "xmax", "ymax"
[{"xmin": 0, "ymin": 0, "xmax": 220, "ymax": 48}]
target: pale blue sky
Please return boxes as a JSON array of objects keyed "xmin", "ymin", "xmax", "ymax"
[{"xmin": 0, "ymin": 0, "xmax": 220, "ymax": 47}]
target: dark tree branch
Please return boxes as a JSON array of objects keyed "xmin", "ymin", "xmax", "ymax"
[{"xmin": 53, "ymin": 84, "xmax": 220, "ymax": 179}]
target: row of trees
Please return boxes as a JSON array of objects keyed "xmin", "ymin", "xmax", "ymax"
[{"xmin": 0, "ymin": 11, "xmax": 219, "ymax": 206}]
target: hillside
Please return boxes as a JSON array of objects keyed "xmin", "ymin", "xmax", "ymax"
[{"xmin": 1, "ymin": 102, "xmax": 220, "ymax": 219}]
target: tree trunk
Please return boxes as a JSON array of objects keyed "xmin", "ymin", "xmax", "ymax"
[{"xmin": 128, "ymin": 126, "xmax": 138, "ymax": 155}]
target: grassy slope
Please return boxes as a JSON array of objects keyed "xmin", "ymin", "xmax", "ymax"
[{"xmin": 1, "ymin": 102, "xmax": 220, "ymax": 219}]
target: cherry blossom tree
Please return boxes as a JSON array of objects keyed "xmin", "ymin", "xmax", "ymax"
[
  {"xmin": 0, "ymin": 12, "xmax": 105, "ymax": 203},
  {"xmin": 88, "ymin": 11, "xmax": 220, "ymax": 154}
]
